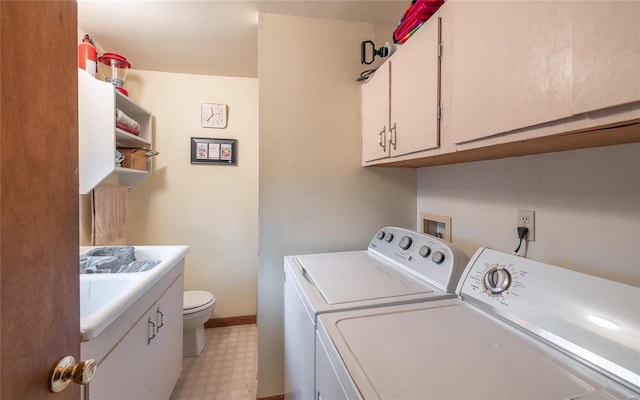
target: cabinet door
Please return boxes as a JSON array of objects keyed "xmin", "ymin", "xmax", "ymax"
[
  {"xmin": 145, "ymin": 275, "xmax": 184, "ymax": 400},
  {"xmin": 390, "ymin": 16, "xmax": 441, "ymax": 157},
  {"xmin": 362, "ymin": 61, "xmax": 390, "ymax": 162},
  {"xmin": 88, "ymin": 312, "xmax": 151, "ymax": 399},
  {"xmin": 447, "ymin": 1, "xmax": 572, "ymax": 144},
  {"xmin": 572, "ymin": 2, "xmax": 640, "ymax": 114}
]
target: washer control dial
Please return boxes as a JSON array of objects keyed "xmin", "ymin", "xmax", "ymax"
[
  {"xmin": 419, "ymin": 245, "xmax": 431, "ymax": 258},
  {"xmin": 431, "ymin": 251, "xmax": 445, "ymax": 264},
  {"xmin": 376, "ymin": 231, "xmax": 385, "ymax": 240},
  {"xmin": 484, "ymin": 266, "xmax": 511, "ymax": 294},
  {"xmin": 385, "ymin": 233, "xmax": 394, "ymax": 243},
  {"xmin": 399, "ymin": 236, "xmax": 412, "ymax": 250}
]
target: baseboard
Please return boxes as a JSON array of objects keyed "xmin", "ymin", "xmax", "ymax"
[
  {"xmin": 204, "ymin": 314, "xmax": 257, "ymax": 328},
  {"xmin": 256, "ymin": 394, "xmax": 284, "ymax": 400}
]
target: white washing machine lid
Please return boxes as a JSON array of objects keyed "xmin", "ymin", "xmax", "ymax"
[
  {"xmin": 296, "ymin": 251, "xmax": 435, "ymax": 305},
  {"xmin": 318, "ymin": 300, "xmax": 636, "ymax": 399}
]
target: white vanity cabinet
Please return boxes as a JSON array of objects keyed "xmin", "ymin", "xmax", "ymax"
[
  {"xmin": 78, "ymin": 69, "xmax": 153, "ymax": 193},
  {"xmin": 83, "ymin": 268, "xmax": 184, "ymax": 400}
]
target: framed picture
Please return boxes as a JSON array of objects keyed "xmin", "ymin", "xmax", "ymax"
[{"xmin": 190, "ymin": 137, "xmax": 237, "ymax": 165}]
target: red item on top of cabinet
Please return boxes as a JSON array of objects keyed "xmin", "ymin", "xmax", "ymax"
[
  {"xmin": 78, "ymin": 34, "xmax": 97, "ymax": 77},
  {"xmin": 393, "ymin": 0, "xmax": 444, "ymax": 44}
]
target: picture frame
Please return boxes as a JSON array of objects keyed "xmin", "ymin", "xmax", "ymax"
[{"xmin": 190, "ymin": 137, "xmax": 237, "ymax": 165}]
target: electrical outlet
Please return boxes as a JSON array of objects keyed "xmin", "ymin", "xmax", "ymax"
[{"xmin": 516, "ymin": 209, "xmax": 535, "ymax": 241}]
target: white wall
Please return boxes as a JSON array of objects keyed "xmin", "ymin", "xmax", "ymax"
[
  {"xmin": 417, "ymin": 143, "xmax": 640, "ymax": 287},
  {"xmin": 124, "ymin": 70, "xmax": 259, "ymax": 318},
  {"xmin": 258, "ymin": 14, "xmax": 417, "ymax": 397}
]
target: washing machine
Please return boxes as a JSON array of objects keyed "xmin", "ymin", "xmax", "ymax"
[
  {"xmin": 284, "ymin": 227, "xmax": 470, "ymax": 400},
  {"xmin": 316, "ymin": 247, "xmax": 640, "ymax": 399}
]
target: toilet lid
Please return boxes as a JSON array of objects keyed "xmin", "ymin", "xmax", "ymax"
[{"xmin": 184, "ymin": 290, "xmax": 215, "ymax": 310}]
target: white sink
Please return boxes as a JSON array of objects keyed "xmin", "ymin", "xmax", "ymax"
[{"xmin": 79, "ymin": 245, "xmax": 189, "ymax": 341}]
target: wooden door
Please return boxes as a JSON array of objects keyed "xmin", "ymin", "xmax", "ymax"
[
  {"xmin": 572, "ymin": 1, "xmax": 640, "ymax": 114},
  {"xmin": 446, "ymin": 1, "xmax": 573, "ymax": 144},
  {"xmin": 389, "ymin": 15, "xmax": 441, "ymax": 157},
  {"xmin": 361, "ymin": 61, "xmax": 390, "ymax": 163},
  {"xmin": 1, "ymin": 1, "xmax": 80, "ymax": 399}
]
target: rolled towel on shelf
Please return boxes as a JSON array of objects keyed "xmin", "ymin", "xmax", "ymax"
[
  {"xmin": 116, "ymin": 121, "xmax": 140, "ymax": 136},
  {"xmin": 115, "ymin": 109, "xmax": 141, "ymax": 131}
]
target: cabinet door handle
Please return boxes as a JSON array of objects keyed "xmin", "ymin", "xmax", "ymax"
[
  {"xmin": 147, "ymin": 318, "xmax": 157, "ymax": 345},
  {"xmin": 378, "ymin": 127, "xmax": 387, "ymax": 151},
  {"xmin": 389, "ymin": 122, "xmax": 397, "ymax": 150},
  {"xmin": 156, "ymin": 307, "xmax": 165, "ymax": 330}
]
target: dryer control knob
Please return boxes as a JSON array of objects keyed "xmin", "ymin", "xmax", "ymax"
[
  {"xmin": 431, "ymin": 251, "xmax": 445, "ymax": 264},
  {"xmin": 419, "ymin": 245, "xmax": 431, "ymax": 258},
  {"xmin": 399, "ymin": 236, "xmax": 412, "ymax": 250},
  {"xmin": 484, "ymin": 267, "xmax": 511, "ymax": 294},
  {"xmin": 385, "ymin": 233, "xmax": 394, "ymax": 242},
  {"xmin": 376, "ymin": 231, "xmax": 385, "ymax": 240}
]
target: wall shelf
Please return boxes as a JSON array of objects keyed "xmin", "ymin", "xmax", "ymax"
[{"xmin": 78, "ymin": 68, "xmax": 153, "ymax": 194}]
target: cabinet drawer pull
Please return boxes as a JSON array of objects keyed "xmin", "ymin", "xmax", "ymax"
[
  {"xmin": 156, "ymin": 307, "xmax": 165, "ymax": 330},
  {"xmin": 147, "ymin": 318, "xmax": 157, "ymax": 344},
  {"xmin": 389, "ymin": 122, "xmax": 397, "ymax": 150},
  {"xmin": 378, "ymin": 127, "xmax": 387, "ymax": 151}
]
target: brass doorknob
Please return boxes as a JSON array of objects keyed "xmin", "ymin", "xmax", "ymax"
[{"xmin": 49, "ymin": 355, "xmax": 97, "ymax": 393}]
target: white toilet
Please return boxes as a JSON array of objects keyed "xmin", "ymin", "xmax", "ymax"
[{"xmin": 183, "ymin": 290, "xmax": 216, "ymax": 357}]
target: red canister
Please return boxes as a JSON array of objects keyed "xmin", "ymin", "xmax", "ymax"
[{"xmin": 78, "ymin": 34, "xmax": 97, "ymax": 77}]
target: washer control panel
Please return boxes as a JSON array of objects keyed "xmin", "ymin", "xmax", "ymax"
[
  {"xmin": 483, "ymin": 265, "xmax": 512, "ymax": 294},
  {"xmin": 369, "ymin": 227, "xmax": 469, "ymax": 293},
  {"xmin": 457, "ymin": 249, "xmax": 526, "ymax": 308},
  {"xmin": 456, "ymin": 247, "xmax": 640, "ymax": 391}
]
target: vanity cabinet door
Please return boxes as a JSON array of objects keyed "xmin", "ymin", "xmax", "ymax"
[
  {"xmin": 87, "ymin": 275, "xmax": 184, "ymax": 400},
  {"xmin": 445, "ymin": 1, "xmax": 572, "ymax": 144},
  {"xmin": 572, "ymin": 1, "xmax": 640, "ymax": 114},
  {"xmin": 145, "ymin": 275, "xmax": 184, "ymax": 400},
  {"xmin": 87, "ymin": 313, "xmax": 151, "ymax": 399}
]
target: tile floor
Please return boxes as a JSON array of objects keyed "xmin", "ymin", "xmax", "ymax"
[{"xmin": 170, "ymin": 324, "xmax": 258, "ymax": 400}]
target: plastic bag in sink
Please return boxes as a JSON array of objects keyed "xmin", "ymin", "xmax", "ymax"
[{"xmin": 80, "ymin": 246, "xmax": 159, "ymax": 273}]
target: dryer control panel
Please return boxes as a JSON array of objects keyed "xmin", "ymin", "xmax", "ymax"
[{"xmin": 368, "ymin": 227, "xmax": 469, "ymax": 293}]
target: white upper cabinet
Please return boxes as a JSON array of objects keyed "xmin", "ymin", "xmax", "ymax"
[
  {"xmin": 78, "ymin": 69, "xmax": 153, "ymax": 194},
  {"xmin": 445, "ymin": 1, "xmax": 573, "ymax": 145},
  {"xmin": 572, "ymin": 1, "xmax": 640, "ymax": 114},
  {"xmin": 390, "ymin": 16, "xmax": 441, "ymax": 157},
  {"xmin": 362, "ymin": 14, "xmax": 441, "ymax": 164},
  {"xmin": 362, "ymin": 61, "xmax": 391, "ymax": 163}
]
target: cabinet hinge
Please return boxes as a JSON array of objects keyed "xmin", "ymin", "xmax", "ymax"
[
  {"xmin": 437, "ymin": 104, "xmax": 442, "ymax": 119},
  {"xmin": 438, "ymin": 41, "xmax": 443, "ymax": 58}
]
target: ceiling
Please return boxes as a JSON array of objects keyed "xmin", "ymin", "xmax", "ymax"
[{"xmin": 78, "ymin": 1, "xmax": 407, "ymax": 78}]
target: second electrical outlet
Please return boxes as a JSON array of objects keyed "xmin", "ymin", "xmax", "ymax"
[{"xmin": 517, "ymin": 209, "xmax": 535, "ymax": 241}]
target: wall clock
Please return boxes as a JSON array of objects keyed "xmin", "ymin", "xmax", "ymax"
[{"xmin": 200, "ymin": 102, "xmax": 227, "ymax": 128}]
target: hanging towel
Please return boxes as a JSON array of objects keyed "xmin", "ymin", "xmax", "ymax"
[{"xmin": 91, "ymin": 185, "xmax": 128, "ymax": 245}]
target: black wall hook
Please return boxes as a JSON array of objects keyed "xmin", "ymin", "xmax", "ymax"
[{"xmin": 360, "ymin": 40, "xmax": 389, "ymax": 65}]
